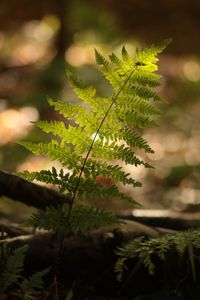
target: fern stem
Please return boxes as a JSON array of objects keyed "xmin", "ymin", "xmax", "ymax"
[{"xmin": 67, "ymin": 67, "xmax": 136, "ymax": 218}]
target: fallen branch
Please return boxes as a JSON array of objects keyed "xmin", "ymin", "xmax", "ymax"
[
  {"xmin": 119, "ymin": 209, "xmax": 200, "ymax": 230},
  {"xmin": 0, "ymin": 170, "xmax": 70, "ymax": 209}
]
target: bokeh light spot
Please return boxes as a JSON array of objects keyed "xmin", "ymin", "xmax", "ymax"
[
  {"xmin": 0, "ymin": 106, "xmax": 39, "ymax": 144},
  {"xmin": 183, "ymin": 60, "xmax": 200, "ymax": 81}
]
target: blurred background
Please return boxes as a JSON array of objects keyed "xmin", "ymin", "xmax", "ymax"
[{"xmin": 1, "ymin": 0, "xmax": 200, "ymax": 221}]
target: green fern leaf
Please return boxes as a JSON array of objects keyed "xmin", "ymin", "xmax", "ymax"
[
  {"xmin": 121, "ymin": 128, "xmax": 154, "ymax": 153},
  {"xmin": 116, "ymin": 229, "xmax": 200, "ymax": 280},
  {"xmin": 95, "ymin": 49, "xmax": 109, "ymax": 66},
  {"xmin": 121, "ymin": 46, "xmax": 133, "ymax": 66},
  {"xmin": 67, "ymin": 204, "xmax": 121, "ymax": 234},
  {"xmin": 25, "ymin": 204, "xmax": 120, "ymax": 235},
  {"xmin": 125, "ymin": 111, "xmax": 157, "ymax": 128},
  {"xmin": 24, "ymin": 205, "xmax": 68, "ymax": 236},
  {"xmin": 135, "ymin": 38, "xmax": 172, "ymax": 72},
  {"xmin": 0, "ymin": 245, "xmax": 28, "ymax": 293},
  {"xmin": 19, "ymin": 40, "xmax": 171, "ymax": 235},
  {"xmin": 48, "ymin": 97, "xmax": 84, "ymax": 119},
  {"xmin": 17, "ymin": 267, "xmax": 50, "ymax": 298},
  {"xmin": 109, "ymin": 52, "xmax": 122, "ymax": 67}
]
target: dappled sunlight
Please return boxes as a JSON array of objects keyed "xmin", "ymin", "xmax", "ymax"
[
  {"xmin": 146, "ymin": 137, "xmax": 165, "ymax": 161},
  {"xmin": 17, "ymin": 156, "xmax": 49, "ymax": 173},
  {"xmin": 162, "ymin": 133, "xmax": 184, "ymax": 153},
  {"xmin": 184, "ymin": 137, "xmax": 200, "ymax": 165},
  {"xmin": 122, "ymin": 162, "xmax": 147, "ymax": 181},
  {"xmin": 163, "ymin": 186, "xmax": 200, "ymax": 211},
  {"xmin": 65, "ymin": 45, "xmax": 95, "ymax": 66},
  {"xmin": 0, "ymin": 106, "xmax": 39, "ymax": 144},
  {"xmin": 65, "ymin": 39, "xmax": 138, "ymax": 67},
  {"xmin": 22, "ymin": 15, "xmax": 60, "ymax": 43},
  {"xmin": 0, "ymin": 15, "xmax": 59, "ymax": 67},
  {"xmin": 17, "ymin": 156, "xmax": 64, "ymax": 189},
  {"xmin": 154, "ymin": 165, "xmax": 170, "ymax": 179},
  {"xmin": 120, "ymin": 121, "xmax": 200, "ymax": 209},
  {"xmin": 11, "ymin": 43, "xmax": 47, "ymax": 66},
  {"xmin": 182, "ymin": 60, "xmax": 200, "ymax": 82}
]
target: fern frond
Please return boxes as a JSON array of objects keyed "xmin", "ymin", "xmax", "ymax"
[
  {"xmin": 133, "ymin": 98, "xmax": 161, "ymax": 115},
  {"xmin": 17, "ymin": 267, "xmax": 50, "ymax": 298},
  {"xmin": 18, "ymin": 140, "xmax": 69, "ymax": 161},
  {"xmin": 116, "ymin": 95, "xmax": 161, "ymax": 116},
  {"xmin": 18, "ymin": 168, "xmax": 139, "ymax": 203},
  {"xmin": 18, "ymin": 140, "xmax": 144, "ymax": 185},
  {"xmin": 109, "ymin": 52, "xmax": 123, "ymax": 68},
  {"xmin": 92, "ymin": 140, "xmax": 152, "ymax": 168},
  {"xmin": 116, "ymin": 229, "xmax": 200, "ymax": 279},
  {"xmin": 21, "ymin": 168, "xmax": 81, "ymax": 197},
  {"xmin": 75, "ymin": 111, "xmax": 101, "ymax": 134},
  {"xmin": 35, "ymin": 121, "xmax": 92, "ymax": 154},
  {"xmin": 24, "ymin": 205, "xmax": 68, "ymax": 236},
  {"xmin": 18, "ymin": 140, "xmax": 81, "ymax": 173},
  {"xmin": 132, "ymin": 74, "xmax": 160, "ymax": 87},
  {"xmin": 18, "ymin": 168, "xmax": 75, "ymax": 196},
  {"xmin": 48, "ymin": 97, "xmax": 84, "ymax": 119},
  {"xmin": 125, "ymin": 111, "xmax": 157, "ymax": 128},
  {"xmin": 25, "ymin": 204, "xmax": 120, "ymax": 235},
  {"xmin": 69, "ymin": 77, "xmax": 106, "ymax": 113},
  {"xmin": 95, "ymin": 49, "xmax": 109, "ymax": 66},
  {"xmin": 0, "ymin": 245, "xmax": 28, "ymax": 293},
  {"xmin": 120, "ymin": 128, "xmax": 154, "ymax": 153},
  {"xmin": 67, "ymin": 204, "xmax": 121, "ymax": 234},
  {"xmin": 135, "ymin": 38, "xmax": 172, "ymax": 72},
  {"xmin": 128, "ymin": 85, "xmax": 162, "ymax": 101},
  {"xmin": 88, "ymin": 161, "xmax": 141, "ymax": 186},
  {"xmin": 77, "ymin": 177, "xmax": 141, "ymax": 201},
  {"xmin": 19, "ymin": 40, "xmax": 170, "ymax": 235},
  {"xmin": 121, "ymin": 46, "xmax": 134, "ymax": 66}
]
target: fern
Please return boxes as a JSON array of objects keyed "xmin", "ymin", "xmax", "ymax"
[
  {"xmin": 0, "ymin": 244, "xmax": 50, "ymax": 298},
  {"xmin": 24, "ymin": 204, "xmax": 121, "ymax": 235},
  {"xmin": 0, "ymin": 245, "xmax": 28, "ymax": 293},
  {"xmin": 115, "ymin": 229, "xmax": 200, "ymax": 280},
  {"xmin": 18, "ymin": 39, "xmax": 171, "ymax": 235},
  {"xmin": 16, "ymin": 267, "xmax": 50, "ymax": 300}
]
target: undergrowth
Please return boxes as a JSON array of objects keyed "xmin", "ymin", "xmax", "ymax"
[
  {"xmin": 0, "ymin": 243, "xmax": 49, "ymax": 299},
  {"xmin": 116, "ymin": 229, "xmax": 200, "ymax": 281}
]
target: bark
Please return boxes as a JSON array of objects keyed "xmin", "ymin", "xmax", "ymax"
[
  {"xmin": 120, "ymin": 209, "xmax": 200, "ymax": 230},
  {"xmin": 1, "ymin": 170, "xmax": 200, "ymax": 231},
  {"xmin": 0, "ymin": 170, "xmax": 70, "ymax": 209}
]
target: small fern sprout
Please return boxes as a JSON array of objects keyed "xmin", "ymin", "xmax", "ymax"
[{"xmin": 18, "ymin": 38, "xmax": 171, "ymax": 236}]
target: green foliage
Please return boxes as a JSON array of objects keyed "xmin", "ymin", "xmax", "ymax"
[
  {"xmin": 0, "ymin": 245, "xmax": 28, "ymax": 293},
  {"xmin": 16, "ymin": 268, "xmax": 50, "ymax": 300},
  {"xmin": 24, "ymin": 204, "xmax": 121, "ymax": 236},
  {"xmin": 116, "ymin": 229, "xmax": 200, "ymax": 281},
  {"xmin": 18, "ymin": 168, "xmax": 139, "ymax": 203},
  {"xmin": 18, "ymin": 39, "xmax": 171, "ymax": 235},
  {"xmin": 0, "ymin": 244, "xmax": 50, "ymax": 298}
]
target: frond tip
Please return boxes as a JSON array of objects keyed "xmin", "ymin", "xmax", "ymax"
[{"xmin": 95, "ymin": 49, "xmax": 109, "ymax": 66}]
